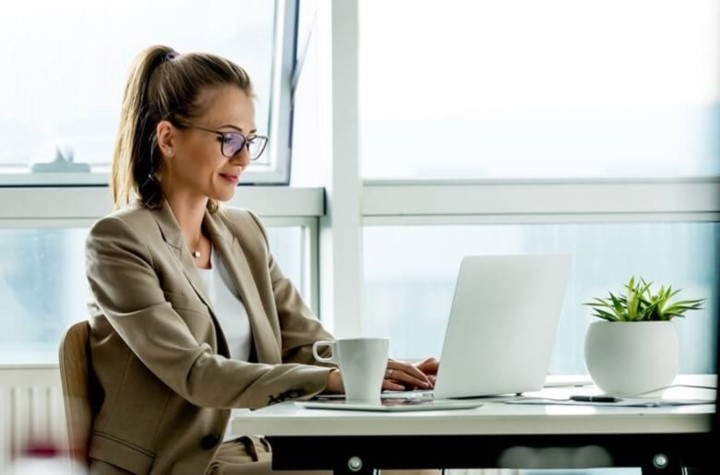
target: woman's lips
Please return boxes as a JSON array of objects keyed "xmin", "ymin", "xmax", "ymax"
[{"xmin": 220, "ymin": 173, "xmax": 239, "ymax": 184}]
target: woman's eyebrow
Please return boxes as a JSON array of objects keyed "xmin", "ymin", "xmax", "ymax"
[
  {"xmin": 219, "ymin": 124, "xmax": 244, "ymax": 132},
  {"xmin": 219, "ymin": 124, "xmax": 258, "ymax": 134}
]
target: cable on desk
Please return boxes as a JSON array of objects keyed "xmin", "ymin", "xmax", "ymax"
[{"xmin": 511, "ymin": 383, "xmax": 717, "ymax": 404}]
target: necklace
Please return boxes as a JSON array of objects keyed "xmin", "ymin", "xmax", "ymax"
[{"xmin": 189, "ymin": 235, "xmax": 202, "ymax": 259}]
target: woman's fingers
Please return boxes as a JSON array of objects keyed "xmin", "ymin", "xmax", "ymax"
[
  {"xmin": 382, "ymin": 378, "xmax": 406, "ymax": 391},
  {"xmin": 386, "ymin": 359, "xmax": 433, "ymax": 388}
]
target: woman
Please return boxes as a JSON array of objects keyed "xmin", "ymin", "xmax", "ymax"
[{"xmin": 85, "ymin": 45, "xmax": 438, "ymax": 475}]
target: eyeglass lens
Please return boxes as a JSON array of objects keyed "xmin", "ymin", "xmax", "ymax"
[
  {"xmin": 221, "ymin": 134, "xmax": 246, "ymax": 158},
  {"xmin": 221, "ymin": 134, "xmax": 266, "ymax": 160}
]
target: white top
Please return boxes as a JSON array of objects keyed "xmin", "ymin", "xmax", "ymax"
[{"xmin": 196, "ymin": 246, "xmax": 252, "ymax": 362}]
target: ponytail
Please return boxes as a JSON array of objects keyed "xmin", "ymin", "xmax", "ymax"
[
  {"xmin": 111, "ymin": 45, "xmax": 253, "ymax": 210},
  {"xmin": 111, "ymin": 45, "xmax": 175, "ymax": 210}
]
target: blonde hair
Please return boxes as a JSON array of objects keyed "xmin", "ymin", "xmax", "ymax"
[{"xmin": 111, "ymin": 45, "xmax": 253, "ymax": 211}]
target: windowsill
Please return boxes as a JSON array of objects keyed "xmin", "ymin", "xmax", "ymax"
[
  {"xmin": 0, "ymin": 186, "xmax": 325, "ymax": 220},
  {"xmin": 363, "ymin": 177, "xmax": 720, "ymax": 187},
  {"xmin": 0, "ymin": 162, "xmax": 288, "ymax": 187},
  {"xmin": 362, "ymin": 178, "xmax": 720, "ymax": 217},
  {"xmin": 0, "ymin": 170, "xmax": 110, "ymax": 186},
  {"xmin": 0, "ymin": 363, "xmax": 59, "ymax": 370}
]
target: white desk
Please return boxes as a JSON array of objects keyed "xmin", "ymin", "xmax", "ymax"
[{"xmin": 231, "ymin": 375, "xmax": 716, "ymax": 474}]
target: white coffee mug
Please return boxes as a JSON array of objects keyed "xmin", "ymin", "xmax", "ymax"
[{"xmin": 312, "ymin": 337, "xmax": 389, "ymax": 402}]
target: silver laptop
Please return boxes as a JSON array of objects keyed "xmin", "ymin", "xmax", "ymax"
[{"xmin": 414, "ymin": 253, "xmax": 572, "ymax": 399}]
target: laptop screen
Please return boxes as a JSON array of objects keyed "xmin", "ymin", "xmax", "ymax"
[{"xmin": 433, "ymin": 254, "xmax": 571, "ymax": 399}]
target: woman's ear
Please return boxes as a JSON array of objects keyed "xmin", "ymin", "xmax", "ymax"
[{"xmin": 156, "ymin": 120, "xmax": 175, "ymax": 158}]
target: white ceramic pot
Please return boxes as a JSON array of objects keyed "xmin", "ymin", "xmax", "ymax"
[{"xmin": 584, "ymin": 321, "xmax": 679, "ymax": 396}]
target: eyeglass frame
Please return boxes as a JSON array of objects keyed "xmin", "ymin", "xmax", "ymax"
[{"xmin": 174, "ymin": 122, "xmax": 269, "ymax": 161}]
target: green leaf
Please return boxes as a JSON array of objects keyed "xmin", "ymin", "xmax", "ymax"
[
  {"xmin": 610, "ymin": 293, "xmax": 624, "ymax": 312},
  {"xmin": 586, "ymin": 276, "xmax": 706, "ymax": 322}
]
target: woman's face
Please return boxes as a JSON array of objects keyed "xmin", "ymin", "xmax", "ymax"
[{"xmin": 161, "ymin": 85, "xmax": 256, "ymax": 202}]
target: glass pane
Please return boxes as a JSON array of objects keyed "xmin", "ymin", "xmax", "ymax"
[
  {"xmin": 360, "ymin": 0, "xmax": 720, "ymax": 179},
  {"xmin": 297, "ymin": 0, "xmax": 318, "ymax": 61},
  {"xmin": 0, "ymin": 225, "xmax": 308, "ymax": 364},
  {"xmin": 363, "ymin": 223, "xmax": 719, "ymax": 374},
  {"xmin": 0, "ymin": 0, "xmax": 274, "ymax": 175}
]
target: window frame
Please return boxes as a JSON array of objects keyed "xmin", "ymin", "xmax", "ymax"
[
  {"xmin": 0, "ymin": 185, "xmax": 324, "ymax": 322},
  {"xmin": 306, "ymin": 0, "xmax": 720, "ymax": 353},
  {"xmin": 0, "ymin": 0, "xmax": 297, "ymax": 186},
  {"xmin": 1, "ymin": 0, "xmax": 719, "ymax": 369},
  {"xmin": 362, "ymin": 178, "xmax": 720, "ymax": 224}
]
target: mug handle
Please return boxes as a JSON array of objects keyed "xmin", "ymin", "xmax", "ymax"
[{"xmin": 312, "ymin": 340, "xmax": 338, "ymax": 364}]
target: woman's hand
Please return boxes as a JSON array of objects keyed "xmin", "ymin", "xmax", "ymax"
[
  {"xmin": 414, "ymin": 357, "xmax": 439, "ymax": 385},
  {"xmin": 382, "ymin": 357, "xmax": 439, "ymax": 391},
  {"xmin": 323, "ymin": 368, "xmax": 344, "ymax": 394}
]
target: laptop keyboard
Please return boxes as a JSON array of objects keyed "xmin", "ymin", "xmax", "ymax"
[{"xmin": 381, "ymin": 389, "xmax": 434, "ymax": 399}]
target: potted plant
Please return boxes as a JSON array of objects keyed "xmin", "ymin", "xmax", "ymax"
[{"xmin": 583, "ymin": 276, "xmax": 705, "ymax": 396}]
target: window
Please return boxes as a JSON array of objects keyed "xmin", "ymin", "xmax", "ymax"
[
  {"xmin": 0, "ymin": 1, "xmax": 317, "ymax": 365},
  {"xmin": 355, "ymin": 1, "xmax": 720, "ymax": 377},
  {"xmin": 363, "ymin": 222, "xmax": 719, "ymax": 373},
  {"xmin": 0, "ymin": 225, "xmax": 311, "ymax": 364},
  {"xmin": 359, "ymin": 0, "xmax": 720, "ymax": 179},
  {"xmin": 0, "ymin": 0, "xmax": 293, "ymax": 184}
]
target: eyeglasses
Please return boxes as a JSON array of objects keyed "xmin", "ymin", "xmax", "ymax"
[{"xmin": 177, "ymin": 122, "xmax": 269, "ymax": 161}]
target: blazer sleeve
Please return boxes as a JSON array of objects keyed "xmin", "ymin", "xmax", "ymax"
[
  {"xmin": 85, "ymin": 215, "xmax": 333, "ymax": 409},
  {"xmin": 246, "ymin": 211, "xmax": 336, "ymax": 366}
]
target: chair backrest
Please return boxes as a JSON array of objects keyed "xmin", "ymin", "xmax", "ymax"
[{"xmin": 58, "ymin": 321, "xmax": 100, "ymax": 464}]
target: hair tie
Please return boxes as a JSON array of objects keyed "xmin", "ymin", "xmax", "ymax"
[{"xmin": 165, "ymin": 51, "xmax": 178, "ymax": 61}]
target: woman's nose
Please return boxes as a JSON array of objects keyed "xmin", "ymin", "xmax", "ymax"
[{"xmin": 229, "ymin": 146, "xmax": 250, "ymax": 167}]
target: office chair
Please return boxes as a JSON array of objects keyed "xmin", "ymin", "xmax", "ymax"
[{"xmin": 58, "ymin": 320, "xmax": 101, "ymax": 465}]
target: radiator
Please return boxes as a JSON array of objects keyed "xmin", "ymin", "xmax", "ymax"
[{"xmin": 0, "ymin": 366, "xmax": 67, "ymax": 471}]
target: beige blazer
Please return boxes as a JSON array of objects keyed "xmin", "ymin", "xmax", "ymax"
[{"xmin": 85, "ymin": 201, "xmax": 335, "ymax": 474}]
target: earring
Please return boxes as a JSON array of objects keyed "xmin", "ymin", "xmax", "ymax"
[{"xmin": 166, "ymin": 149, "xmax": 174, "ymax": 157}]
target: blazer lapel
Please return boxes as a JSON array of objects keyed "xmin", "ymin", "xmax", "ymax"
[
  {"xmin": 151, "ymin": 203, "xmax": 214, "ymax": 306},
  {"xmin": 150, "ymin": 202, "xmax": 230, "ymax": 357},
  {"xmin": 204, "ymin": 211, "xmax": 282, "ymax": 364}
]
